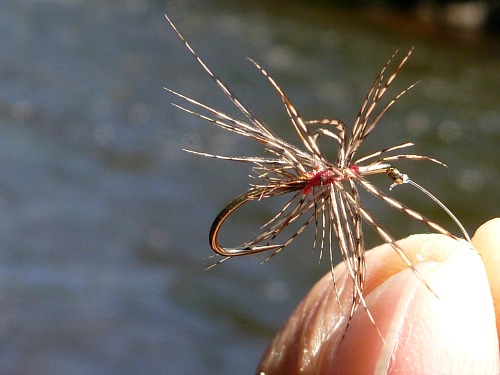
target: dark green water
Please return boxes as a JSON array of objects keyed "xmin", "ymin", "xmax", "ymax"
[{"xmin": 0, "ymin": 0, "xmax": 498, "ymax": 374}]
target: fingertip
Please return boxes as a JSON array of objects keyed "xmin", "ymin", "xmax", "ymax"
[
  {"xmin": 316, "ymin": 262, "xmax": 438, "ymax": 375},
  {"xmin": 319, "ymin": 236, "xmax": 499, "ymax": 374},
  {"xmin": 258, "ymin": 224, "xmax": 500, "ymax": 375},
  {"xmin": 472, "ymin": 217, "xmax": 500, "ymax": 350},
  {"xmin": 387, "ymin": 243, "xmax": 498, "ymax": 374}
]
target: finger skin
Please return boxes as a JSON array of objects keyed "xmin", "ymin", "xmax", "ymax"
[
  {"xmin": 257, "ymin": 219, "xmax": 500, "ymax": 375},
  {"xmin": 472, "ymin": 218, "xmax": 500, "ymax": 338}
]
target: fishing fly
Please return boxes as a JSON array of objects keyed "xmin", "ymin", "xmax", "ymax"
[{"xmin": 165, "ymin": 15, "xmax": 470, "ymax": 329}]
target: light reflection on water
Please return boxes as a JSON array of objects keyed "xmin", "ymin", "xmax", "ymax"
[{"xmin": 0, "ymin": 0, "xmax": 498, "ymax": 374}]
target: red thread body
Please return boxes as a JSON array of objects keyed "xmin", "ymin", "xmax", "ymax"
[{"xmin": 302, "ymin": 166, "xmax": 360, "ymax": 195}]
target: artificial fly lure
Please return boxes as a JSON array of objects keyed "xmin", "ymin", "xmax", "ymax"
[{"xmin": 165, "ymin": 14, "xmax": 471, "ymax": 333}]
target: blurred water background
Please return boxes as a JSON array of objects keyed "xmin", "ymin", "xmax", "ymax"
[{"xmin": 0, "ymin": 0, "xmax": 498, "ymax": 374}]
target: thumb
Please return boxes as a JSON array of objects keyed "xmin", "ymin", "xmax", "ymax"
[{"xmin": 257, "ymin": 220, "xmax": 500, "ymax": 375}]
